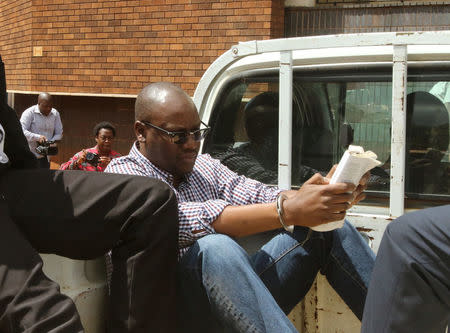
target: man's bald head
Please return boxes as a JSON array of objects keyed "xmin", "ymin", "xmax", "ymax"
[
  {"xmin": 134, "ymin": 82, "xmax": 201, "ymax": 181},
  {"xmin": 135, "ymin": 82, "xmax": 195, "ymax": 121},
  {"xmin": 37, "ymin": 92, "xmax": 53, "ymax": 116},
  {"xmin": 38, "ymin": 93, "xmax": 52, "ymax": 104}
]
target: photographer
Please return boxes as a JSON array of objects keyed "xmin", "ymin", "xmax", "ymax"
[
  {"xmin": 20, "ymin": 92, "xmax": 63, "ymax": 168},
  {"xmin": 60, "ymin": 121, "xmax": 121, "ymax": 172}
]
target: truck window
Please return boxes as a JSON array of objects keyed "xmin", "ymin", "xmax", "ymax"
[{"xmin": 203, "ymin": 68, "xmax": 450, "ymax": 208}]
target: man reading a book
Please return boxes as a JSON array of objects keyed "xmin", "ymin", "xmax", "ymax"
[{"xmin": 106, "ymin": 82, "xmax": 376, "ymax": 333}]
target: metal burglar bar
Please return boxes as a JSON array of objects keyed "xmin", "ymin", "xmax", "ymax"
[
  {"xmin": 279, "ymin": 51, "xmax": 293, "ymax": 191},
  {"xmin": 390, "ymin": 45, "xmax": 407, "ymax": 218}
]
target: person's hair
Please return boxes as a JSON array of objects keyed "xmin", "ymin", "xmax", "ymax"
[
  {"xmin": 93, "ymin": 121, "xmax": 116, "ymax": 137},
  {"xmin": 244, "ymin": 92, "xmax": 278, "ymax": 120},
  {"xmin": 244, "ymin": 92, "xmax": 279, "ymax": 143},
  {"xmin": 406, "ymin": 91, "xmax": 449, "ymax": 151}
]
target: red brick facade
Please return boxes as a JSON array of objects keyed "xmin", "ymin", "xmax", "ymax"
[
  {"xmin": 1, "ymin": 0, "xmax": 284, "ymax": 96},
  {"xmin": 0, "ymin": 1, "xmax": 32, "ymax": 90}
]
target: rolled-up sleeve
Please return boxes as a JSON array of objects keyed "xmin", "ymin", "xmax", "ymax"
[
  {"xmin": 177, "ymin": 155, "xmax": 280, "ymax": 251},
  {"xmin": 178, "ymin": 199, "xmax": 229, "ymax": 249}
]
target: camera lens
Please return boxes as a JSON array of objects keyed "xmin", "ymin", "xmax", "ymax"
[{"xmin": 85, "ymin": 152, "xmax": 99, "ymax": 166}]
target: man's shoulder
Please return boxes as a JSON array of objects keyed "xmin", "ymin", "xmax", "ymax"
[
  {"xmin": 192, "ymin": 153, "xmax": 232, "ymax": 178},
  {"xmin": 106, "ymin": 153, "xmax": 145, "ymax": 175},
  {"xmin": 21, "ymin": 105, "xmax": 36, "ymax": 115},
  {"xmin": 196, "ymin": 153, "xmax": 230, "ymax": 169},
  {"xmin": 196, "ymin": 153, "xmax": 216, "ymax": 164},
  {"xmin": 108, "ymin": 153, "xmax": 136, "ymax": 167}
]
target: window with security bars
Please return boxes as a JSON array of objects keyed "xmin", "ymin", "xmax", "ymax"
[{"xmin": 203, "ymin": 67, "xmax": 450, "ymax": 208}]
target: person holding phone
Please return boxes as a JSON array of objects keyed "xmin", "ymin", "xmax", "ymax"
[{"xmin": 60, "ymin": 121, "xmax": 121, "ymax": 172}]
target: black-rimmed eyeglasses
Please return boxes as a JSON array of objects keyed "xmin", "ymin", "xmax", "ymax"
[{"xmin": 139, "ymin": 120, "xmax": 210, "ymax": 145}]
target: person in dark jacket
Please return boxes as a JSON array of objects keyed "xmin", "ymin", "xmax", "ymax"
[
  {"xmin": 361, "ymin": 204, "xmax": 450, "ymax": 333},
  {"xmin": 0, "ymin": 56, "xmax": 179, "ymax": 333}
]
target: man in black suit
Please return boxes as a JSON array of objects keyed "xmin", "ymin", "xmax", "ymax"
[{"xmin": 0, "ymin": 56, "xmax": 179, "ymax": 333}]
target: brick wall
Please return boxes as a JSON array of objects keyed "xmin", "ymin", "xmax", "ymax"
[
  {"xmin": 1, "ymin": 0, "xmax": 284, "ymax": 96},
  {"xmin": 0, "ymin": 1, "xmax": 32, "ymax": 90}
]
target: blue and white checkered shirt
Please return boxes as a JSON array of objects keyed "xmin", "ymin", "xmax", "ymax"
[{"xmin": 106, "ymin": 142, "xmax": 280, "ymax": 257}]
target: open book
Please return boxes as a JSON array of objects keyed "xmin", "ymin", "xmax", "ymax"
[{"xmin": 311, "ymin": 145, "xmax": 381, "ymax": 232}]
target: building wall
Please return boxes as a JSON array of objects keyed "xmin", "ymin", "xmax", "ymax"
[
  {"xmin": 2, "ymin": 0, "xmax": 284, "ymax": 96},
  {"xmin": 0, "ymin": 1, "xmax": 32, "ymax": 89}
]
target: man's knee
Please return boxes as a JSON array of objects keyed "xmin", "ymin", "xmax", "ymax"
[
  {"xmin": 384, "ymin": 209, "xmax": 426, "ymax": 245},
  {"xmin": 382, "ymin": 207, "xmax": 447, "ymax": 261},
  {"xmin": 384, "ymin": 207, "xmax": 444, "ymax": 248},
  {"xmin": 198, "ymin": 234, "xmax": 250, "ymax": 266}
]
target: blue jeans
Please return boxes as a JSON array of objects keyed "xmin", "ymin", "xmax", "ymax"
[{"xmin": 178, "ymin": 220, "xmax": 375, "ymax": 333}]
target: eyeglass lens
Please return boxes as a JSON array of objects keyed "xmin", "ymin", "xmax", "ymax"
[{"xmin": 173, "ymin": 129, "xmax": 208, "ymax": 144}]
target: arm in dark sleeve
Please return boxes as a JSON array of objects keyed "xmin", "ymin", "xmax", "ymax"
[{"xmin": 0, "ymin": 56, "xmax": 37, "ymax": 170}]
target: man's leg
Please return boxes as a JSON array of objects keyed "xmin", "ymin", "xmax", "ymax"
[
  {"xmin": 0, "ymin": 169, "xmax": 179, "ymax": 333},
  {"xmin": 0, "ymin": 200, "xmax": 83, "ymax": 333},
  {"xmin": 361, "ymin": 205, "xmax": 450, "ymax": 333},
  {"xmin": 36, "ymin": 157, "xmax": 50, "ymax": 169},
  {"xmin": 178, "ymin": 234, "xmax": 298, "ymax": 333},
  {"xmin": 252, "ymin": 221, "xmax": 375, "ymax": 320}
]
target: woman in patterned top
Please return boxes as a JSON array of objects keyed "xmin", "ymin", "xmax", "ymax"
[{"xmin": 60, "ymin": 121, "xmax": 121, "ymax": 172}]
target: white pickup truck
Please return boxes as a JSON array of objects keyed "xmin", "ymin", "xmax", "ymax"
[{"xmin": 43, "ymin": 31, "xmax": 450, "ymax": 332}]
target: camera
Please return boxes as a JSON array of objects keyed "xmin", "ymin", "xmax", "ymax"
[
  {"xmin": 36, "ymin": 140, "xmax": 58, "ymax": 156},
  {"xmin": 85, "ymin": 151, "xmax": 100, "ymax": 167}
]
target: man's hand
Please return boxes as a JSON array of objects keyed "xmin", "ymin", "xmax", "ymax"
[
  {"xmin": 325, "ymin": 164, "xmax": 369, "ymax": 207},
  {"xmin": 75, "ymin": 150, "xmax": 87, "ymax": 168},
  {"xmin": 38, "ymin": 135, "xmax": 47, "ymax": 144},
  {"xmin": 98, "ymin": 156, "xmax": 111, "ymax": 169},
  {"xmin": 282, "ymin": 173, "xmax": 355, "ymax": 228},
  {"xmin": 282, "ymin": 166, "xmax": 370, "ymax": 228},
  {"xmin": 351, "ymin": 170, "xmax": 370, "ymax": 206}
]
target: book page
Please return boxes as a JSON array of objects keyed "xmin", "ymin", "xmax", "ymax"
[
  {"xmin": 330, "ymin": 147, "xmax": 381, "ymax": 186},
  {"xmin": 311, "ymin": 145, "xmax": 381, "ymax": 232}
]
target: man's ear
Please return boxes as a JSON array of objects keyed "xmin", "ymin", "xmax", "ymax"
[{"xmin": 134, "ymin": 121, "xmax": 146, "ymax": 142}]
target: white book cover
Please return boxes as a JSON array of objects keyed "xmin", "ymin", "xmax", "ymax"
[{"xmin": 311, "ymin": 145, "xmax": 381, "ymax": 232}]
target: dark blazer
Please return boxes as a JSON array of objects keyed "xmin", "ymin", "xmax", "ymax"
[{"xmin": 0, "ymin": 56, "xmax": 37, "ymax": 170}]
